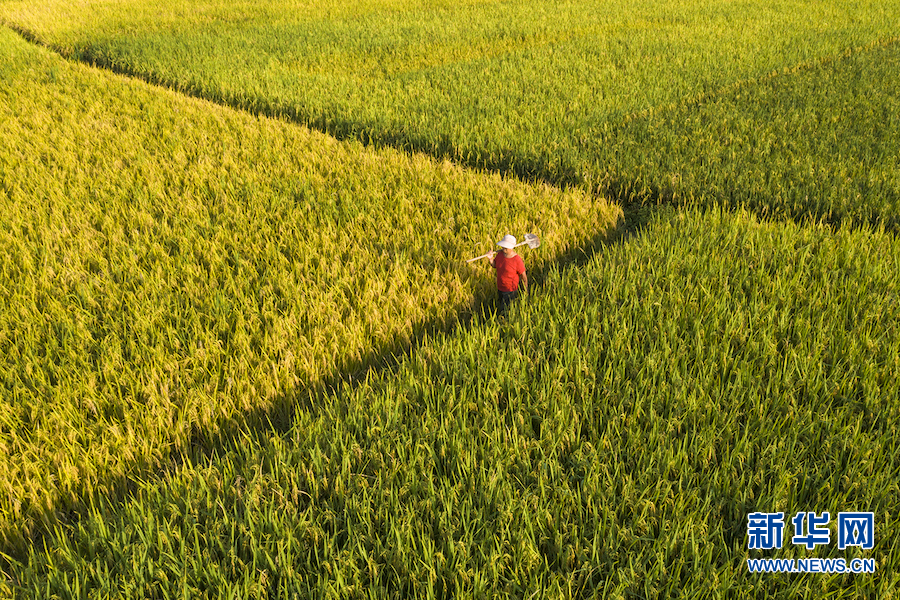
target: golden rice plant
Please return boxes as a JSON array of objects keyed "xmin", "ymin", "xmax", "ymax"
[
  {"xmin": 7, "ymin": 208, "xmax": 899, "ymax": 598},
  {"xmin": 3, "ymin": 0, "xmax": 898, "ymax": 212},
  {"xmin": 0, "ymin": 26, "xmax": 621, "ymax": 554}
]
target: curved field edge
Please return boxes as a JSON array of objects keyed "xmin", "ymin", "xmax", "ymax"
[
  {"xmin": 0, "ymin": 25, "xmax": 621, "ymax": 555},
  {"xmin": 5, "ymin": 207, "xmax": 899, "ymax": 598},
  {"xmin": 1, "ymin": 0, "xmax": 898, "ymax": 227}
]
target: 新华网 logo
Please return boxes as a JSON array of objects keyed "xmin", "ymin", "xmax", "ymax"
[{"xmin": 746, "ymin": 511, "xmax": 875, "ymax": 574}]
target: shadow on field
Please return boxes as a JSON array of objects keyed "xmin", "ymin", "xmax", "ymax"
[
  {"xmin": 0, "ymin": 195, "xmax": 654, "ymax": 570},
  {"xmin": 186, "ymin": 202, "xmax": 647, "ymax": 450}
]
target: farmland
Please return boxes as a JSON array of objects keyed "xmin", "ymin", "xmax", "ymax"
[
  {"xmin": 7, "ymin": 209, "xmax": 900, "ymax": 598},
  {"xmin": 2, "ymin": 0, "xmax": 900, "ymax": 597},
  {"xmin": 2, "ymin": 0, "xmax": 898, "ymax": 223},
  {"xmin": 0, "ymin": 24, "xmax": 619, "ymax": 554}
]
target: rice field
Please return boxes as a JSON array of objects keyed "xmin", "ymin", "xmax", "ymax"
[
  {"xmin": 1, "ymin": 0, "xmax": 899, "ymax": 597},
  {"xmin": 6, "ymin": 209, "xmax": 899, "ymax": 598},
  {"xmin": 2, "ymin": 0, "xmax": 898, "ymax": 225},
  {"xmin": 605, "ymin": 38, "xmax": 900, "ymax": 227},
  {"xmin": 0, "ymin": 24, "xmax": 620, "ymax": 555}
]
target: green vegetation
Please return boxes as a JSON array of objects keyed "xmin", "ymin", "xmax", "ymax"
[
  {"xmin": 6, "ymin": 209, "xmax": 899, "ymax": 598},
  {"xmin": 607, "ymin": 38, "xmax": 900, "ymax": 227},
  {"xmin": 0, "ymin": 25, "xmax": 619, "ymax": 553},
  {"xmin": 2, "ymin": 0, "xmax": 899, "ymax": 224},
  {"xmin": 2, "ymin": 0, "xmax": 899, "ymax": 597}
]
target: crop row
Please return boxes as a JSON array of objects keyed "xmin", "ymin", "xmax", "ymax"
[
  {"xmin": 6, "ymin": 208, "xmax": 899, "ymax": 598},
  {"xmin": 0, "ymin": 26, "xmax": 621, "ymax": 553}
]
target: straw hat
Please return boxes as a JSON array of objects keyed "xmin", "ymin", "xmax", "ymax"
[{"xmin": 497, "ymin": 234, "xmax": 517, "ymax": 249}]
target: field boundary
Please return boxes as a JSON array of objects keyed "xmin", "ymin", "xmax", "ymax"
[{"xmin": 3, "ymin": 18, "xmax": 898, "ymax": 209}]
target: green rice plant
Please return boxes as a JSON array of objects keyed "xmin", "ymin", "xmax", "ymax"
[
  {"xmin": 2, "ymin": 0, "xmax": 898, "ymax": 223},
  {"xmin": 603, "ymin": 37, "xmax": 900, "ymax": 227},
  {"xmin": 6, "ymin": 208, "xmax": 899, "ymax": 598},
  {"xmin": 2, "ymin": 1, "xmax": 899, "ymax": 595},
  {"xmin": 0, "ymin": 25, "xmax": 620, "ymax": 555}
]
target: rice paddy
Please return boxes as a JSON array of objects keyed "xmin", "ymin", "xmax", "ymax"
[
  {"xmin": 0, "ymin": 24, "xmax": 619, "ymax": 554},
  {"xmin": 1, "ymin": 0, "xmax": 898, "ymax": 597},
  {"xmin": 7, "ymin": 209, "xmax": 899, "ymax": 598},
  {"xmin": 2, "ymin": 0, "xmax": 898, "ymax": 222}
]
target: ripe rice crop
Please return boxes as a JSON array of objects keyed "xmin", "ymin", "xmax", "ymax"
[
  {"xmin": 2, "ymin": 0, "xmax": 899, "ymax": 223},
  {"xmin": 3, "ymin": 1, "xmax": 899, "ymax": 595},
  {"xmin": 0, "ymin": 26, "xmax": 620, "ymax": 553},
  {"xmin": 6, "ymin": 208, "xmax": 898, "ymax": 598}
]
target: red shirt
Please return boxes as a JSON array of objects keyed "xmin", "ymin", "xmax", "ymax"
[{"xmin": 493, "ymin": 252, "xmax": 525, "ymax": 292}]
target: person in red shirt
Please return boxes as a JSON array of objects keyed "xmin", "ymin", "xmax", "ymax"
[{"xmin": 487, "ymin": 234, "xmax": 528, "ymax": 316}]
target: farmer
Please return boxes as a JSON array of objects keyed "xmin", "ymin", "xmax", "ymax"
[{"xmin": 487, "ymin": 234, "xmax": 528, "ymax": 316}]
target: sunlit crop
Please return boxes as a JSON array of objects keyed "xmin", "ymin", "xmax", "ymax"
[
  {"xmin": 0, "ymin": 26, "xmax": 619, "ymax": 553},
  {"xmin": 7, "ymin": 209, "xmax": 899, "ymax": 598},
  {"xmin": 2, "ymin": 0, "xmax": 898, "ymax": 223},
  {"xmin": 1, "ymin": 0, "xmax": 899, "ymax": 597}
]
